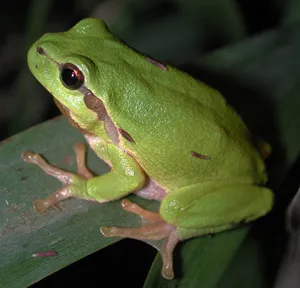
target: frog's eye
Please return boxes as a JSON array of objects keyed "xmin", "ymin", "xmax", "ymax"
[{"xmin": 60, "ymin": 63, "xmax": 84, "ymax": 90}]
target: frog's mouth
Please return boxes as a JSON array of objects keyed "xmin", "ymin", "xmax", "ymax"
[{"xmin": 53, "ymin": 88, "xmax": 108, "ymax": 135}]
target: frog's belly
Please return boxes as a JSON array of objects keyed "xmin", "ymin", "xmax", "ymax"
[{"xmin": 135, "ymin": 177, "xmax": 167, "ymax": 201}]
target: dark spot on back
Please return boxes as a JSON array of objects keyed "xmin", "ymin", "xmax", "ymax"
[
  {"xmin": 191, "ymin": 151, "xmax": 211, "ymax": 160},
  {"xmin": 119, "ymin": 128, "xmax": 135, "ymax": 143},
  {"xmin": 36, "ymin": 47, "xmax": 45, "ymax": 55}
]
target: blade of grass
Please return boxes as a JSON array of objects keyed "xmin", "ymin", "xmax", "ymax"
[
  {"xmin": 0, "ymin": 116, "xmax": 158, "ymax": 287},
  {"xmin": 144, "ymin": 228, "xmax": 249, "ymax": 288}
]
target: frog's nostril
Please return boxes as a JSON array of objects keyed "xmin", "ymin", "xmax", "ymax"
[{"xmin": 36, "ymin": 47, "xmax": 45, "ymax": 55}]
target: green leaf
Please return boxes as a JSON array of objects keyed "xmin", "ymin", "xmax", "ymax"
[
  {"xmin": 216, "ymin": 233, "xmax": 267, "ymax": 288},
  {"xmin": 0, "ymin": 117, "xmax": 158, "ymax": 287},
  {"xmin": 144, "ymin": 228, "xmax": 248, "ymax": 288}
]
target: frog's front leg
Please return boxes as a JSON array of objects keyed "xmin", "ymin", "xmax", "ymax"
[
  {"xmin": 22, "ymin": 142, "xmax": 146, "ymax": 213},
  {"xmin": 22, "ymin": 143, "xmax": 92, "ymax": 212},
  {"xmin": 100, "ymin": 181, "xmax": 273, "ymax": 279}
]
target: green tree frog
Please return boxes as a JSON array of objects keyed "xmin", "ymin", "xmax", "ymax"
[{"xmin": 23, "ymin": 18, "xmax": 273, "ymax": 279}]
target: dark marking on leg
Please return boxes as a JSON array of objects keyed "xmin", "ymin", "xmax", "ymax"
[
  {"xmin": 119, "ymin": 128, "xmax": 135, "ymax": 143},
  {"xmin": 191, "ymin": 151, "xmax": 211, "ymax": 160}
]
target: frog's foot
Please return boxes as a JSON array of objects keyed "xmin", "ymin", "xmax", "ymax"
[
  {"xmin": 100, "ymin": 199, "xmax": 180, "ymax": 279},
  {"xmin": 22, "ymin": 143, "xmax": 93, "ymax": 213}
]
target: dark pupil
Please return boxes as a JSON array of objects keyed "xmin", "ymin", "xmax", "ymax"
[{"xmin": 61, "ymin": 66, "xmax": 83, "ymax": 90}]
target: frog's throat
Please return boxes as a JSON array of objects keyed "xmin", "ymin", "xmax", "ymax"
[
  {"xmin": 53, "ymin": 87, "xmax": 108, "ymax": 133},
  {"xmin": 53, "ymin": 98, "xmax": 84, "ymax": 131}
]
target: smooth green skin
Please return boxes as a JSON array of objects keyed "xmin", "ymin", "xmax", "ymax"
[{"xmin": 27, "ymin": 18, "xmax": 273, "ymax": 239}]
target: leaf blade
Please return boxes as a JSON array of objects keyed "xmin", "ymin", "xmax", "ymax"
[{"xmin": 0, "ymin": 116, "xmax": 158, "ymax": 287}]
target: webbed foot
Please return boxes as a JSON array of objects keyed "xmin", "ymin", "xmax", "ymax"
[
  {"xmin": 100, "ymin": 199, "xmax": 179, "ymax": 279},
  {"xmin": 22, "ymin": 143, "xmax": 93, "ymax": 213}
]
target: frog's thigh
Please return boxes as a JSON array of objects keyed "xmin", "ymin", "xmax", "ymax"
[{"xmin": 160, "ymin": 183, "xmax": 273, "ymax": 230}]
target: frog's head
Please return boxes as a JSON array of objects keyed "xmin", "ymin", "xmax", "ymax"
[{"xmin": 27, "ymin": 18, "xmax": 122, "ymax": 131}]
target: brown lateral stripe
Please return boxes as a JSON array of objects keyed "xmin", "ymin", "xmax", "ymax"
[
  {"xmin": 83, "ymin": 90, "xmax": 107, "ymax": 121},
  {"xmin": 191, "ymin": 151, "xmax": 211, "ymax": 160},
  {"xmin": 104, "ymin": 115, "xmax": 119, "ymax": 145},
  {"xmin": 119, "ymin": 128, "xmax": 135, "ymax": 143}
]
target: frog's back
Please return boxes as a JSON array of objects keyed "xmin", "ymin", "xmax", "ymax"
[
  {"xmin": 103, "ymin": 60, "xmax": 266, "ymax": 191},
  {"xmin": 80, "ymin": 24, "xmax": 267, "ymax": 191}
]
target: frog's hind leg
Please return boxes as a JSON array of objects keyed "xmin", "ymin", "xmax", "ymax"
[
  {"xmin": 159, "ymin": 182, "xmax": 274, "ymax": 236},
  {"xmin": 100, "ymin": 199, "xmax": 180, "ymax": 279},
  {"xmin": 22, "ymin": 143, "xmax": 93, "ymax": 213},
  {"xmin": 101, "ymin": 183, "xmax": 273, "ymax": 279}
]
